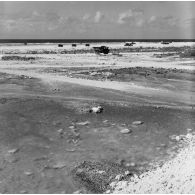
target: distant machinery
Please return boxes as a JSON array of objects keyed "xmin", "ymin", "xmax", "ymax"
[
  {"xmin": 72, "ymin": 44, "xmax": 77, "ymax": 47},
  {"xmin": 58, "ymin": 44, "xmax": 63, "ymax": 47},
  {"xmin": 161, "ymin": 41, "xmax": 171, "ymax": 45},
  {"xmin": 124, "ymin": 42, "xmax": 136, "ymax": 46},
  {"xmin": 85, "ymin": 43, "xmax": 90, "ymax": 47},
  {"xmin": 93, "ymin": 46, "xmax": 110, "ymax": 55}
]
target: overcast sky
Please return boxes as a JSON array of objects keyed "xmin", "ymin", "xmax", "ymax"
[{"xmin": 0, "ymin": 1, "xmax": 195, "ymax": 39}]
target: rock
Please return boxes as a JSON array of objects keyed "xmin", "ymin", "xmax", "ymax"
[
  {"xmin": 169, "ymin": 135, "xmax": 177, "ymax": 140},
  {"xmin": 20, "ymin": 190, "xmax": 27, "ymax": 194},
  {"xmin": 90, "ymin": 72, "xmax": 98, "ymax": 76},
  {"xmin": 132, "ymin": 121, "xmax": 144, "ymax": 125},
  {"xmin": 103, "ymin": 120, "xmax": 108, "ymax": 123},
  {"xmin": 24, "ymin": 171, "xmax": 33, "ymax": 176},
  {"xmin": 120, "ymin": 128, "xmax": 131, "ymax": 134},
  {"xmin": 103, "ymin": 72, "xmax": 113, "ymax": 77},
  {"xmin": 73, "ymin": 189, "xmax": 84, "ymax": 194},
  {"xmin": 69, "ymin": 125, "xmax": 76, "ymax": 129},
  {"xmin": 8, "ymin": 148, "xmax": 19, "ymax": 154},
  {"xmin": 52, "ymin": 162, "xmax": 66, "ymax": 169},
  {"xmin": 76, "ymin": 121, "xmax": 90, "ymax": 126},
  {"xmin": 66, "ymin": 148, "xmax": 76, "ymax": 152},
  {"xmin": 52, "ymin": 120, "xmax": 61, "ymax": 126},
  {"xmin": 175, "ymin": 136, "xmax": 180, "ymax": 141},
  {"xmin": 125, "ymin": 162, "xmax": 136, "ymax": 167},
  {"xmin": 186, "ymin": 133, "xmax": 193, "ymax": 140},
  {"xmin": 90, "ymin": 106, "xmax": 103, "ymax": 113},
  {"xmin": 187, "ymin": 128, "xmax": 192, "ymax": 132},
  {"xmin": 57, "ymin": 129, "xmax": 64, "ymax": 134},
  {"xmin": 34, "ymin": 156, "xmax": 48, "ymax": 161},
  {"xmin": 115, "ymin": 174, "xmax": 123, "ymax": 181},
  {"xmin": 110, "ymin": 181, "xmax": 117, "ymax": 188},
  {"xmin": 124, "ymin": 171, "xmax": 131, "ymax": 176}
]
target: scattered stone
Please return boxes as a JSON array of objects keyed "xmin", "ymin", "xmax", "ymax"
[
  {"xmin": 97, "ymin": 170, "xmax": 106, "ymax": 174},
  {"xmin": 106, "ymin": 189, "xmax": 111, "ymax": 193},
  {"xmin": 73, "ymin": 189, "xmax": 83, "ymax": 194},
  {"xmin": 20, "ymin": 190, "xmax": 27, "ymax": 194},
  {"xmin": 69, "ymin": 125, "xmax": 76, "ymax": 129},
  {"xmin": 124, "ymin": 171, "xmax": 131, "ymax": 176},
  {"xmin": 76, "ymin": 121, "xmax": 90, "ymax": 126},
  {"xmin": 66, "ymin": 148, "xmax": 76, "ymax": 152},
  {"xmin": 72, "ymin": 139, "xmax": 79, "ymax": 144},
  {"xmin": 24, "ymin": 171, "xmax": 33, "ymax": 176},
  {"xmin": 52, "ymin": 120, "xmax": 62, "ymax": 126},
  {"xmin": 52, "ymin": 162, "xmax": 66, "ymax": 169},
  {"xmin": 103, "ymin": 120, "xmax": 108, "ymax": 123},
  {"xmin": 76, "ymin": 168, "xmax": 83, "ymax": 174},
  {"xmin": 115, "ymin": 174, "xmax": 123, "ymax": 181},
  {"xmin": 175, "ymin": 136, "xmax": 180, "ymax": 141},
  {"xmin": 34, "ymin": 156, "xmax": 48, "ymax": 161},
  {"xmin": 125, "ymin": 162, "xmax": 136, "ymax": 167},
  {"xmin": 116, "ymin": 159, "xmax": 125, "ymax": 166},
  {"xmin": 90, "ymin": 106, "xmax": 103, "ymax": 113},
  {"xmin": 110, "ymin": 181, "xmax": 118, "ymax": 188},
  {"xmin": 8, "ymin": 148, "xmax": 19, "ymax": 154},
  {"xmin": 187, "ymin": 128, "xmax": 192, "ymax": 132},
  {"xmin": 57, "ymin": 129, "xmax": 64, "ymax": 134},
  {"xmin": 132, "ymin": 121, "xmax": 144, "ymax": 125},
  {"xmin": 120, "ymin": 128, "xmax": 131, "ymax": 134},
  {"xmin": 169, "ymin": 135, "xmax": 177, "ymax": 140},
  {"xmin": 73, "ymin": 190, "xmax": 80, "ymax": 194},
  {"xmin": 72, "ymin": 160, "xmax": 131, "ymax": 193},
  {"xmin": 186, "ymin": 133, "xmax": 193, "ymax": 140},
  {"xmin": 90, "ymin": 72, "xmax": 98, "ymax": 76}
]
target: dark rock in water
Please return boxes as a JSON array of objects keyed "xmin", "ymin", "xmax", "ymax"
[{"xmin": 72, "ymin": 160, "xmax": 137, "ymax": 193}]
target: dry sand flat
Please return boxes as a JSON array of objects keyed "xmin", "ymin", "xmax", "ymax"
[
  {"xmin": 0, "ymin": 68, "xmax": 194, "ymax": 107},
  {"xmin": 0, "ymin": 42, "xmax": 195, "ymax": 193}
]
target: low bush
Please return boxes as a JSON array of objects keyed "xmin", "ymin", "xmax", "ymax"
[
  {"xmin": 1, "ymin": 55, "xmax": 37, "ymax": 61},
  {"xmin": 180, "ymin": 48, "xmax": 195, "ymax": 58}
]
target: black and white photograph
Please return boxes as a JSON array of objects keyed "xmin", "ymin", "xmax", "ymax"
[{"xmin": 0, "ymin": 0, "xmax": 195, "ymax": 193}]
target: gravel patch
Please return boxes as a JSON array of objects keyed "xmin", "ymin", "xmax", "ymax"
[{"xmin": 111, "ymin": 132, "xmax": 195, "ymax": 193}]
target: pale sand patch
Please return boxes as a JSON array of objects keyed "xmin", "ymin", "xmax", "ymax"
[
  {"xmin": 0, "ymin": 68, "xmax": 194, "ymax": 106},
  {"xmin": 111, "ymin": 133, "xmax": 195, "ymax": 193}
]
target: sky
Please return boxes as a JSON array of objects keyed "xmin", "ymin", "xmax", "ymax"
[{"xmin": 0, "ymin": 1, "xmax": 195, "ymax": 39}]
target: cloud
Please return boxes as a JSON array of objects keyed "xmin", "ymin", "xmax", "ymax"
[
  {"xmin": 184, "ymin": 18, "xmax": 195, "ymax": 26},
  {"xmin": 147, "ymin": 15, "xmax": 179, "ymax": 29},
  {"xmin": 0, "ymin": 10, "xmax": 65, "ymax": 34},
  {"xmin": 117, "ymin": 9, "xmax": 144, "ymax": 27},
  {"xmin": 94, "ymin": 11, "xmax": 104, "ymax": 23},
  {"xmin": 82, "ymin": 13, "xmax": 91, "ymax": 21}
]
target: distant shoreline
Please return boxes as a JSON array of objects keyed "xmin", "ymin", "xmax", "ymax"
[{"xmin": 0, "ymin": 39, "xmax": 195, "ymax": 43}]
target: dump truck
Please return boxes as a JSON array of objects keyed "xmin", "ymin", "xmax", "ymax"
[{"xmin": 93, "ymin": 46, "xmax": 110, "ymax": 54}]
